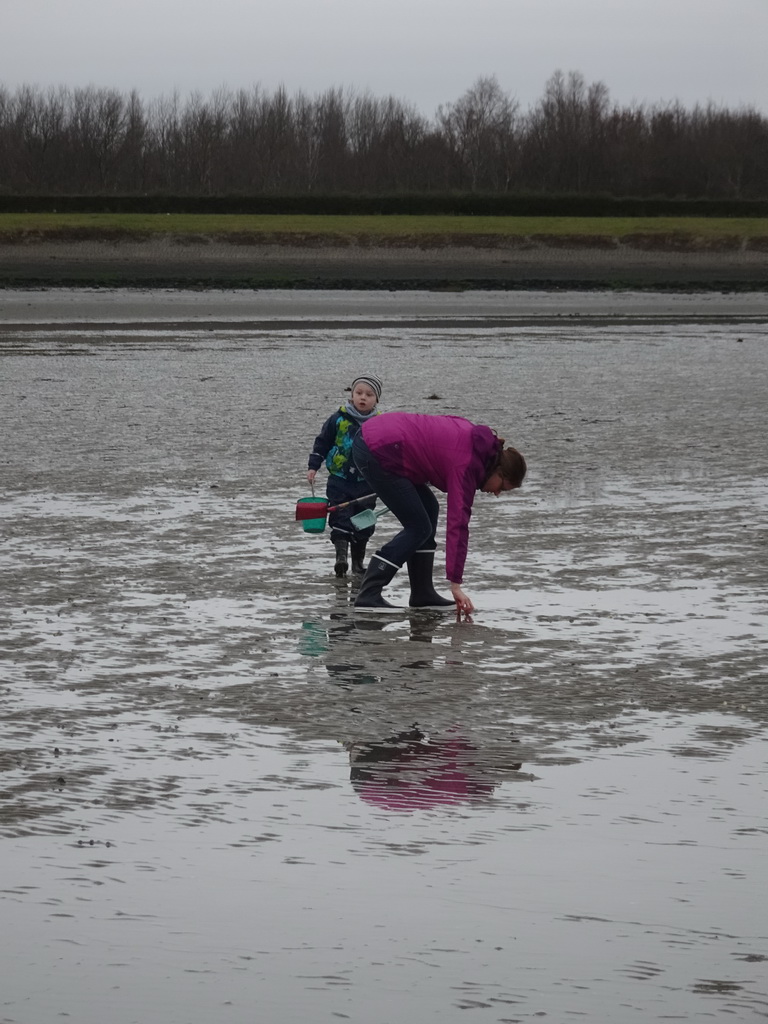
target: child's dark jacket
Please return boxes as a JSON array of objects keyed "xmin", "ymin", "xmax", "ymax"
[{"xmin": 308, "ymin": 405, "xmax": 379, "ymax": 481}]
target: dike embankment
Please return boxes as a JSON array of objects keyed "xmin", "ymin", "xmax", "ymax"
[{"xmin": 1, "ymin": 231, "xmax": 767, "ymax": 289}]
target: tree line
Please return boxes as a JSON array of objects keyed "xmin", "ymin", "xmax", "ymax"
[{"xmin": 1, "ymin": 71, "xmax": 766, "ymax": 199}]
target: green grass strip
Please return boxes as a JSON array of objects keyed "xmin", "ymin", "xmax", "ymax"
[{"xmin": 1, "ymin": 212, "xmax": 768, "ymax": 238}]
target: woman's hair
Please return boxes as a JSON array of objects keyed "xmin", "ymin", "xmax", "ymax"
[{"xmin": 492, "ymin": 439, "xmax": 527, "ymax": 487}]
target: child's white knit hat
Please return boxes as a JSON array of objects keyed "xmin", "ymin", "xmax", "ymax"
[{"xmin": 351, "ymin": 374, "xmax": 382, "ymax": 400}]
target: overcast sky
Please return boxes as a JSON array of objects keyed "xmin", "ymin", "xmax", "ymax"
[{"xmin": 2, "ymin": 0, "xmax": 767, "ymax": 116}]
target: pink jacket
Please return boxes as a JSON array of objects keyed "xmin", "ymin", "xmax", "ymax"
[{"xmin": 360, "ymin": 412, "xmax": 502, "ymax": 583}]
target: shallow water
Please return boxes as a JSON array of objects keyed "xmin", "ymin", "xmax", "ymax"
[{"xmin": 1, "ymin": 291, "xmax": 767, "ymax": 1022}]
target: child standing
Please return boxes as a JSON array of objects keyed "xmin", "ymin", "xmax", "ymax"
[{"xmin": 307, "ymin": 374, "xmax": 383, "ymax": 577}]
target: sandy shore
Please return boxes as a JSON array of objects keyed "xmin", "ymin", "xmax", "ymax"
[{"xmin": 1, "ymin": 234, "xmax": 767, "ymax": 289}]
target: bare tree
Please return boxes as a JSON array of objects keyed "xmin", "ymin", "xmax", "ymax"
[
  {"xmin": 293, "ymin": 90, "xmax": 323, "ymax": 191},
  {"xmin": 437, "ymin": 75, "xmax": 519, "ymax": 190},
  {"xmin": 0, "ymin": 76, "xmax": 766, "ymax": 197},
  {"xmin": 314, "ymin": 87, "xmax": 351, "ymax": 190}
]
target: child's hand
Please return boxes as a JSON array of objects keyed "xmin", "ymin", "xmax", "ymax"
[{"xmin": 307, "ymin": 469, "xmax": 317, "ymax": 484}]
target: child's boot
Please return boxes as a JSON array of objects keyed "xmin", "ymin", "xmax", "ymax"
[
  {"xmin": 406, "ymin": 549, "xmax": 455, "ymax": 609},
  {"xmin": 333, "ymin": 538, "xmax": 349, "ymax": 577},
  {"xmin": 350, "ymin": 538, "xmax": 367, "ymax": 575}
]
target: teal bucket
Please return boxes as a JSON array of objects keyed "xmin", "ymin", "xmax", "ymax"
[{"xmin": 297, "ymin": 496, "xmax": 329, "ymax": 533}]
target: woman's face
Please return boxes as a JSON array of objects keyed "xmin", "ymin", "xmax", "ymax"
[{"xmin": 480, "ymin": 471, "xmax": 520, "ymax": 496}]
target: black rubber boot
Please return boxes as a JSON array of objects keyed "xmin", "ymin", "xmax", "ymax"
[
  {"xmin": 407, "ymin": 550, "xmax": 455, "ymax": 609},
  {"xmin": 350, "ymin": 539, "xmax": 367, "ymax": 575},
  {"xmin": 333, "ymin": 538, "xmax": 349, "ymax": 577},
  {"xmin": 354, "ymin": 554, "xmax": 401, "ymax": 611}
]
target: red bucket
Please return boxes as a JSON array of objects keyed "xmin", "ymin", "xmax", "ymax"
[{"xmin": 295, "ymin": 496, "xmax": 329, "ymax": 533}]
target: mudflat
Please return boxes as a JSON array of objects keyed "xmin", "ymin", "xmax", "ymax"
[
  {"xmin": 2, "ymin": 285, "xmax": 768, "ymax": 324},
  {"xmin": 1, "ymin": 290, "xmax": 767, "ymax": 1023}
]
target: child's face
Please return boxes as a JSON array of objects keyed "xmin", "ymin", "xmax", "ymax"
[{"xmin": 350, "ymin": 383, "xmax": 378, "ymax": 413}]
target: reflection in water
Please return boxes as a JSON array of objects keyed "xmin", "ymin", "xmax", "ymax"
[
  {"xmin": 299, "ymin": 610, "xmax": 386, "ymax": 686},
  {"xmin": 299, "ymin": 589, "xmax": 457, "ymax": 687},
  {"xmin": 346, "ymin": 726, "xmax": 523, "ymax": 812},
  {"xmin": 299, "ymin": 600, "xmax": 526, "ymax": 809}
]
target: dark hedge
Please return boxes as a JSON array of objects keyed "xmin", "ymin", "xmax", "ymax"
[{"xmin": 1, "ymin": 194, "xmax": 767, "ymax": 217}]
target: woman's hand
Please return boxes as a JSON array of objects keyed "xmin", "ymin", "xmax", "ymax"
[
  {"xmin": 306, "ymin": 469, "xmax": 317, "ymax": 484},
  {"xmin": 450, "ymin": 583, "xmax": 475, "ymax": 615}
]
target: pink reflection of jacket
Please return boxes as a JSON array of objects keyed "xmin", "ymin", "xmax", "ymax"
[{"xmin": 360, "ymin": 412, "xmax": 502, "ymax": 584}]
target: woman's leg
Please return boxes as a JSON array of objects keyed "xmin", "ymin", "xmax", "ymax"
[
  {"xmin": 352, "ymin": 436, "xmax": 435, "ymax": 609},
  {"xmin": 394, "ymin": 485, "xmax": 453, "ymax": 608},
  {"xmin": 352, "ymin": 438, "xmax": 434, "ymax": 568}
]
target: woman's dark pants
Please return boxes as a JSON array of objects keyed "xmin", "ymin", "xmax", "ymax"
[{"xmin": 351, "ymin": 435, "xmax": 439, "ymax": 569}]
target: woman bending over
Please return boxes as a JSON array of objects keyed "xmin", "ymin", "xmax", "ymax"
[{"xmin": 351, "ymin": 412, "xmax": 526, "ymax": 614}]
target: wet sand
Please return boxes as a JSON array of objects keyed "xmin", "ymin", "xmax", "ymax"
[
  {"xmin": 2, "ymin": 285, "xmax": 768, "ymax": 326},
  {"xmin": 1, "ymin": 291, "xmax": 767, "ymax": 1022}
]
